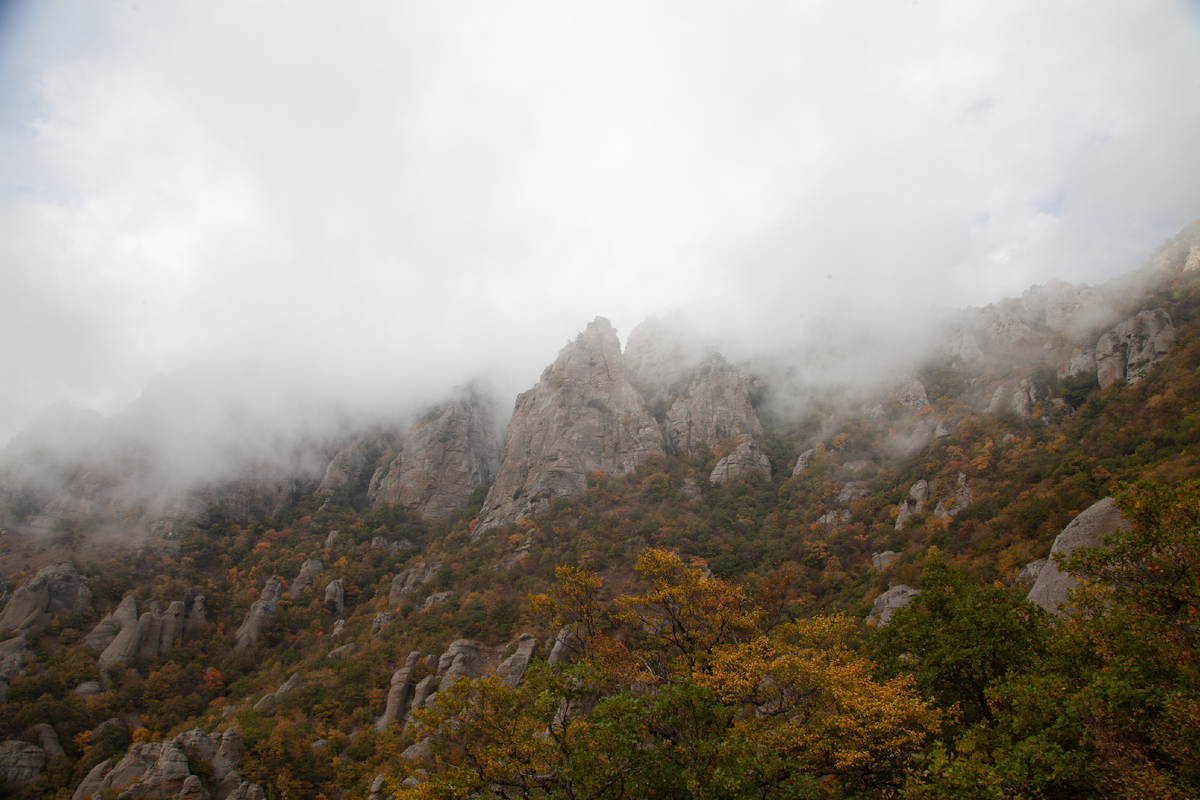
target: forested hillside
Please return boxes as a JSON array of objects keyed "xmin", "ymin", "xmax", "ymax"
[{"xmin": 2, "ymin": 227, "xmax": 1199, "ymax": 799}]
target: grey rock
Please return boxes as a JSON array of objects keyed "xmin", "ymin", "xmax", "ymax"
[
  {"xmin": 234, "ymin": 577, "xmax": 283, "ymax": 651},
  {"xmin": 1058, "ymin": 349, "xmax": 1096, "ymax": 379},
  {"xmin": 99, "ymin": 605, "xmax": 148, "ymax": 671},
  {"xmin": 328, "ymin": 643, "xmax": 355, "ymax": 659},
  {"xmin": 0, "ymin": 562, "xmax": 91, "ymax": 631},
  {"xmin": 373, "ymin": 386, "xmax": 503, "ymax": 519},
  {"xmin": 323, "ymin": 531, "xmax": 338, "ymax": 548},
  {"xmin": 324, "ymin": 579, "xmax": 344, "ymax": 615},
  {"xmin": 84, "ymin": 594, "xmax": 139, "ymax": 650},
  {"xmin": 254, "ymin": 672, "xmax": 303, "ymax": 711},
  {"xmin": 136, "ymin": 603, "xmax": 164, "ymax": 661},
  {"xmin": 1027, "ymin": 497, "xmax": 1133, "ymax": 614},
  {"xmin": 709, "ymin": 438, "xmax": 771, "ymax": 485},
  {"xmin": 496, "ymin": 633, "xmax": 537, "ymax": 688},
  {"xmin": 1018, "ymin": 559, "xmax": 1047, "ymax": 583},
  {"xmin": 0, "ymin": 635, "xmax": 28, "ymax": 679},
  {"xmin": 185, "ymin": 595, "xmax": 207, "ymax": 634},
  {"xmin": 75, "ymin": 680, "xmax": 102, "ymax": 696},
  {"xmin": 224, "ymin": 782, "xmax": 266, "ymax": 800},
  {"xmin": 176, "ymin": 774, "xmax": 209, "ymax": 800},
  {"xmin": 894, "ymin": 379, "xmax": 931, "ymax": 414},
  {"xmin": 388, "ymin": 563, "xmax": 440, "ymax": 605},
  {"xmin": 792, "ymin": 448, "xmax": 815, "ymax": 476},
  {"xmin": 477, "ymin": 317, "xmax": 666, "ymax": 530},
  {"xmin": 159, "ymin": 601, "xmax": 185, "ymax": 653},
  {"xmin": 436, "ymin": 640, "xmax": 496, "ymax": 691},
  {"xmin": 97, "ymin": 742, "xmax": 161, "ymax": 794},
  {"xmin": 0, "ymin": 741, "xmax": 47, "ymax": 787},
  {"xmin": 73, "ymin": 758, "xmax": 113, "ymax": 800},
  {"xmin": 1097, "ymin": 309, "xmax": 1176, "ymax": 388},
  {"xmin": 867, "ymin": 585, "xmax": 920, "ymax": 626},
  {"xmin": 663, "ymin": 354, "xmax": 762, "ymax": 456},
  {"xmin": 871, "ymin": 551, "xmax": 899, "ymax": 571},
  {"xmin": 932, "ymin": 473, "xmax": 973, "ymax": 519},
  {"xmin": 409, "ymin": 674, "xmax": 439, "ymax": 716},
  {"xmin": 398, "ymin": 739, "xmax": 433, "ymax": 764},
  {"xmin": 837, "ymin": 481, "xmax": 871, "ymax": 503},
  {"xmin": 288, "ymin": 560, "xmax": 323, "ymax": 597},
  {"xmin": 316, "ymin": 444, "xmax": 367, "ymax": 496},
  {"xmin": 986, "ymin": 385, "xmax": 1007, "ymax": 414},
  {"xmin": 120, "ymin": 742, "xmax": 192, "ymax": 799},
  {"xmin": 547, "ymin": 626, "xmax": 582, "ymax": 665},
  {"xmin": 419, "ymin": 592, "xmax": 453, "ymax": 611},
  {"xmin": 374, "ymin": 651, "xmax": 421, "ymax": 732},
  {"xmin": 368, "ymin": 774, "xmax": 391, "ymax": 800},
  {"xmin": 331, "ymin": 620, "xmax": 345, "ymax": 636},
  {"xmin": 32, "ymin": 724, "xmax": 63, "ymax": 757},
  {"xmin": 370, "ymin": 613, "xmax": 392, "ymax": 637}
]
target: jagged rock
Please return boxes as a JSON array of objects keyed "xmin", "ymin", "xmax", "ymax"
[
  {"xmin": 370, "ymin": 613, "xmax": 392, "ymax": 636},
  {"xmin": 316, "ymin": 444, "xmax": 367, "ymax": 496},
  {"xmin": 370, "ymin": 536, "xmax": 414, "ymax": 556},
  {"xmin": 99, "ymin": 603, "xmax": 148, "ymax": 672},
  {"xmin": 0, "ymin": 635, "xmax": 28, "ymax": 679},
  {"xmin": 496, "ymin": 633, "xmax": 537, "ymax": 688},
  {"xmin": 372, "ymin": 386, "xmax": 503, "ymax": 518},
  {"xmin": 120, "ymin": 742, "xmax": 192, "ymax": 799},
  {"xmin": 324, "ymin": 579, "xmax": 344, "ymax": 614},
  {"xmin": 419, "ymin": 592, "xmax": 453, "ymax": 611},
  {"xmin": 1186, "ymin": 244, "xmax": 1200, "ymax": 272},
  {"xmin": 176, "ymin": 775, "xmax": 209, "ymax": 800},
  {"xmin": 328, "ymin": 643, "xmax": 355, "ymax": 659},
  {"xmin": 185, "ymin": 595, "xmax": 207, "ymax": 635},
  {"xmin": 137, "ymin": 603, "xmax": 164, "ymax": 661},
  {"xmin": 409, "ymin": 675, "xmax": 439, "ymax": 716},
  {"xmin": 837, "ymin": 481, "xmax": 871, "ymax": 503},
  {"xmin": 894, "ymin": 379, "xmax": 931, "ymax": 414},
  {"xmin": 159, "ymin": 601, "xmax": 185, "ymax": 653},
  {"xmin": 436, "ymin": 640, "xmax": 496, "ymax": 691},
  {"xmin": 1011, "ymin": 379, "xmax": 1034, "ymax": 419},
  {"xmin": 32, "ymin": 724, "xmax": 63, "ymax": 757},
  {"xmin": 476, "ymin": 317, "xmax": 666, "ymax": 530},
  {"xmin": 1096, "ymin": 309, "xmax": 1176, "ymax": 388},
  {"xmin": 0, "ymin": 562, "xmax": 91, "ymax": 631},
  {"xmin": 375, "ymin": 651, "xmax": 421, "ymax": 732},
  {"xmin": 73, "ymin": 758, "xmax": 113, "ymax": 800},
  {"xmin": 867, "ymin": 585, "xmax": 920, "ymax": 626},
  {"xmin": 253, "ymin": 671, "xmax": 303, "ymax": 711},
  {"xmin": 663, "ymin": 354, "xmax": 762, "ymax": 456},
  {"xmin": 389, "ymin": 563, "xmax": 440, "ymax": 605},
  {"xmin": 932, "ymin": 473, "xmax": 973, "ymax": 519},
  {"xmin": 1028, "ymin": 497, "xmax": 1133, "ymax": 614},
  {"xmin": 871, "ymin": 551, "xmax": 899, "ymax": 571},
  {"xmin": 709, "ymin": 438, "xmax": 771, "ymax": 485},
  {"xmin": 97, "ymin": 742, "xmax": 162, "ymax": 794},
  {"xmin": 622, "ymin": 315, "xmax": 706, "ymax": 401},
  {"xmin": 331, "ymin": 620, "xmax": 345, "ymax": 636},
  {"xmin": 792, "ymin": 448, "xmax": 815, "ymax": 476},
  {"xmin": 1059, "ymin": 349, "xmax": 1096, "ymax": 379},
  {"xmin": 85, "ymin": 594, "xmax": 140, "ymax": 650},
  {"xmin": 547, "ymin": 626, "xmax": 582, "ymax": 665},
  {"xmin": 0, "ymin": 741, "xmax": 46, "ymax": 787},
  {"xmin": 211, "ymin": 729, "xmax": 245, "ymax": 799},
  {"xmin": 234, "ymin": 577, "xmax": 283, "ymax": 651},
  {"xmin": 289, "ymin": 560, "xmax": 323, "ymax": 596}
]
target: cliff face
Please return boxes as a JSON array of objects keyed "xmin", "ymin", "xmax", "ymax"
[
  {"xmin": 476, "ymin": 317, "xmax": 666, "ymax": 530},
  {"xmin": 371, "ymin": 387, "xmax": 503, "ymax": 519},
  {"xmin": 663, "ymin": 354, "xmax": 762, "ymax": 456}
]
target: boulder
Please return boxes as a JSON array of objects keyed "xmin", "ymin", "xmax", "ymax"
[
  {"xmin": 177, "ymin": 774, "xmax": 209, "ymax": 800},
  {"xmin": 120, "ymin": 742, "xmax": 192, "ymax": 799},
  {"xmin": 254, "ymin": 672, "xmax": 303, "ymax": 712},
  {"xmin": 96, "ymin": 742, "xmax": 162, "ymax": 794},
  {"xmin": 388, "ymin": 563, "xmax": 440, "ymax": 605},
  {"xmin": 99, "ymin": 607, "xmax": 148, "ymax": 671},
  {"xmin": 0, "ymin": 741, "xmax": 46, "ymax": 787},
  {"xmin": 234, "ymin": 578, "xmax": 284, "ymax": 651},
  {"xmin": 871, "ymin": 551, "xmax": 899, "ymax": 571},
  {"xmin": 136, "ymin": 603, "xmax": 165, "ymax": 661},
  {"xmin": 0, "ymin": 562, "xmax": 91, "ymax": 631},
  {"xmin": 31, "ymin": 724, "xmax": 63, "ymax": 757},
  {"xmin": 867, "ymin": 585, "xmax": 920, "ymax": 626},
  {"xmin": 0, "ymin": 635, "xmax": 28, "ymax": 679},
  {"xmin": 436, "ymin": 640, "xmax": 497, "ymax": 691},
  {"xmin": 184, "ymin": 595, "xmax": 207, "ymax": 635},
  {"xmin": 324, "ymin": 579, "xmax": 344, "ymax": 615},
  {"xmin": 792, "ymin": 448, "xmax": 815, "ymax": 476},
  {"xmin": 1027, "ymin": 497, "xmax": 1133, "ymax": 614},
  {"xmin": 159, "ymin": 600, "xmax": 186, "ymax": 653},
  {"xmin": 73, "ymin": 758, "xmax": 113, "ymax": 800},
  {"xmin": 288, "ymin": 560, "xmax": 323, "ymax": 597},
  {"xmin": 496, "ymin": 633, "xmax": 537, "ymax": 688},
  {"xmin": 370, "ymin": 613, "xmax": 392, "ymax": 637},
  {"xmin": 374, "ymin": 651, "xmax": 421, "ymax": 732},
  {"xmin": 419, "ymin": 592, "xmax": 453, "ymax": 611},
  {"xmin": 547, "ymin": 626, "xmax": 582, "ymax": 665},
  {"xmin": 709, "ymin": 438, "xmax": 771, "ymax": 485},
  {"xmin": 476, "ymin": 317, "xmax": 666, "ymax": 530},
  {"xmin": 408, "ymin": 675, "xmax": 439, "ymax": 717}
]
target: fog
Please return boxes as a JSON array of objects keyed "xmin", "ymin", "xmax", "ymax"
[{"xmin": 2, "ymin": 1, "xmax": 1199, "ymax": 449}]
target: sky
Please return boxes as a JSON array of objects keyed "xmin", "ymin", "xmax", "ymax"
[{"xmin": 2, "ymin": 0, "xmax": 1200, "ymax": 446}]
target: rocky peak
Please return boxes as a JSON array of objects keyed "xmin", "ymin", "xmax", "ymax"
[
  {"xmin": 476, "ymin": 317, "xmax": 665, "ymax": 530},
  {"xmin": 623, "ymin": 315, "xmax": 706, "ymax": 403},
  {"xmin": 664, "ymin": 354, "xmax": 762, "ymax": 456}
]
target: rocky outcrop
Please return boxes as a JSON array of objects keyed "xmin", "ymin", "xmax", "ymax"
[
  {"xmin": 0, "ymin": 741, "xmax": 46, "ymax": 787},
  {"xmin": 324, "ymin": 579, "xmax": 344, "ymax": 615},
  {"xmin": 85, "ymin": 594, "xmax": 139, "ymax": 650},
  {"xmin": 663, "ymin": 355, "xmax": 762, "ymax": 456},
  {"xmin": 894, "ymin": 379, "xmax": 931, "ymax": 414},
  {"xmin": 234, "ymin": 578, "xmax": 284, "ymax": 651},
  {"xmin": 159, "ymin": 601, "xmax": 185, "ymax": 654},
  {"xmin": 871, "ymin": 551, "xmax": 899, "ymax": 570},
  {"xmin": 1027, "ymin": 497, "xmax": 1133, "ymax": 614},
  {"xmin": 932, "ymin": 473, "xmax": 973, "ymax": 519},
  {"xmin": 374, "ymin": 651, "xmax": 422, "ymax": 732},
  {"xmin": 388, "ymin": 563, "xmax": 440, "ymax": 605},
  {"xmin": 253, "ymin": 672, "xmax": 303, "ymax": 712},
  {"xmin": 288, "ymin": 560, "xmax": 323, "ymax": 596},
  {"xmin": 32, "ymin": 724, "xmax": 63, "ymax": 758},
  {"xmin": 98, "ymin": 729, "xmax": 245, "ymax": 800},
  {"xmin": 371, "ymin": 387, "xmax": 503, "ymax": 519},
  {"xmin": 496, "ymin": 633, "xmax": 537, "ymax": 688},
  {"xmin": 185, "ymin": 595, "xmax": 207, "ymax": 636},
  {"xmin": 476, "ymin": 317, "xmax": 666, "ymax": 530},
  {"xmin": 894, "ymin": 480, "xmax": 929, "ymax": 531},
  {"xmin": 0, "ymin": 635, "xmax": 29, "ymax": 680},
  {"xmin": 316, "ymin": 444, "xmax": 367, "ymax": 496},
  {"xmin": 623, "ymin": 315, "xmax": 706, "ymax": 403},
  {"xmin": 792, "ymin": 448, "xmax": 815, "ymax": 476},
  {"xmin": 137, "ymin": 603, "xmax": 165, "ymax": 661},
  {"xmin": 0, "ymin": 562, "xmax": 91, "ymax": 631},
  {"xmin": 1095, "ymin": 310, "xmax": 1175, "ymax": 388},
  {"xmin": 99, "ymin": 600, "xmax": 146, "ymax": 672},
  {"xmin": 866, "ymin": 585, "xmax": 920, "ymax": 626},
  {"xmin": 709, "ymin": 438, "xmax": 771, "ymax": 484},
  {"xmin": 436, "ymin": 639, "xmax": 498, "ymax": 692},
  {"xmin": 73, "ymin": 758, "xmax": 114, "ymax": 800}
]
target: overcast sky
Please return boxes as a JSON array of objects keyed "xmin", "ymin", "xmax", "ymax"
[{"xmin": 2, "ymin": 0, "xmax": 1199, "ymax": 446}]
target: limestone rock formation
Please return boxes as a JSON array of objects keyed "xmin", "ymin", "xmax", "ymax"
[
  {"xmin": 0, "ymin": 635, "xmax": 29, "ymax": 681},
  {"xmin": 159, "ymin": 600, "xmax": 185, "ymax": 653},
  {"xmin": 709, "ymin": 438, "xmax": 771, "ymax": 485},
  {"xmin": 137, "ymin": 603, "xmax": 165, "ymax": 661},
  {"xmin": 324, "ymin": 579, "xmax": 344, "ymax": 615},
  {"xmin": 1027, "ymin": 497, "xmax": 1133, "ymax": 614},
  {"xmin": 622, "ymin": 315, "xmax": 706, "ymax": 403},
  {"xmin": 792, "ymin": 448, "xmax": 815, "ymax": 476},
  {"xmin": 0, "ymin": 562, "xmax": 91, "ymax": 631},
  {"xmin": 97, "ymin": 728, "xmax": 245, "ymax": 800},
  {"xmin": 32, "ymin": 724, "xmax": 63, "ymax": 758},
  {"xmin": 316, "ymin": 444, "xmax": 367, "ymax": 496},
  {"xmin": 866, "ymin": 585, "xmax": 920, "ymax": 626},
  {"xmin": 184, "ymin": 594, "xmax": 207, "ymax": 636},
  {"xmin": 289, "ymin": 560, "xmax": 323, "ymax": 596},
  {"xmin": 871, "ymin": 551, "xmax": 899, "ymax": 570},
  {"xmin": 1095, "ymin": 309, "xmax": 1176, "ymax": 388},
  {"xmin": 477, "ymin": 318, "xmax": 665, "ymax": 529},
  {"xmin": 664, "ymin": 355, "xmax": 762, "ymax": 455},
  {"xmin": 496, "ymin": 633, "xmax": 537, "ymax": 688},
  {"xmin": 99, "ymin": 600, "xmax": 146, "ymax": 672},
  {"xmin": 253, "ymin": 672, "xmax": 303, "ymax": 712},
  {"xmin": 234, "ymin": 577, "xmax": 284, "ymax": 651},
  {"xmin": 85, "ymin": 594, "xmax": 139, "ymax": 650},
  {"xmin": 436, "ymin": 639, "xmax": 498, "ymax": 692},
  {"xmin": 374, "ymin": 651, "xmax": 421, "ymax": 732},
  {"xmin": 389, "ymin": 563, "xmax": 440, "ymax": 605},
  {"xmin": 73, "ymin": 758, "xmax": 113, "ymax": 800},
  {"xmin": 0, "ymin": 741, "xmax": 46, "ymax": 788},
  {"xmin": 371, "ymin": 386, "xmax": 503, "ymax": 518}
]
